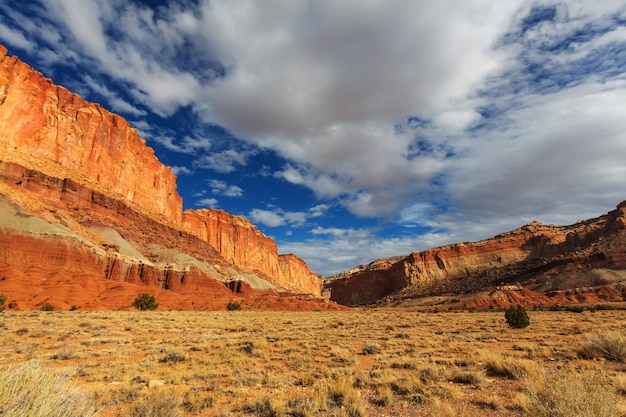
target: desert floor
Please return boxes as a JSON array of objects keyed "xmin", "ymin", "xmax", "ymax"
[{"xmin": 1, "ymin": 307, "xmax": 626, "ymax": 416}]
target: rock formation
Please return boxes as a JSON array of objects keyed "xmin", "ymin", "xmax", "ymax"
[
  {"xmin": 0, "ymin": 44, "xmax": 328, "ymax": 310},
  {"xmin": 330, "ymin": 202, "xmax": 626, "ymax": 307}
]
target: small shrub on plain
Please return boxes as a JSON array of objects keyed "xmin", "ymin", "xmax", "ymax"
[
  {"xmin": 133, "ymin": 293, "xmax": 158, "ymax": 311},
  {"xmin": 226, "ymin": 301, "xmax": 241, "ymax": 311},
  {"xmin": 504, "ymin": 305, "xmax": 529, "ymax": 328}
]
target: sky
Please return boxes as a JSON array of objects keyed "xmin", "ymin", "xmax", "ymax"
[{"xmin": 1, "ymin": 0, "xmax": 625, "ymax": 277}]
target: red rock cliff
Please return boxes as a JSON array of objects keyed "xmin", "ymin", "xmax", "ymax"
[
  {"xmin": 0, "ymin": 45, "xmax": 182, "ymax": 223},
  {"xmin": 182, "ymin": 210, "xmax": 320, "ymax": 295},
  {"xmin": 278, "ymin": 254, "xmax": 321, "ymax": 296},
  {"xmin": 0, "ymin": 45, "xmax": 320, "ymax": 297}
]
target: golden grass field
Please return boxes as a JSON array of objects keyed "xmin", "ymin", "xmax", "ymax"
[{"xmin": 1, "ymin": 307, "xmax": 626, "ymax": 417}]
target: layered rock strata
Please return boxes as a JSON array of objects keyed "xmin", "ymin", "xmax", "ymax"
[
  {"xmin": 0, "ymin": 44, "xmax": 322, "ymax": 307},
  {"xmin": 331, "ymin": 202, "xmax": 626, "ymax": 306}
]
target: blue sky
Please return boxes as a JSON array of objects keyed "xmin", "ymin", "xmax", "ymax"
[{"xmin": 1, "ymin": 0, "xmax": 625, "ymax": 276}]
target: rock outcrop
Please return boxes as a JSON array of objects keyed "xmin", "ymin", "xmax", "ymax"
[
  {"xmin": 0, "ymin": 44, "xmax": 182, "ymax": 223},
  {"xmin": 331, "ymin": 202, "xmax": 626, "ymax": 306},
  {"xmin": 0, "ymin": 45, "xmax": 326, "ymax": 309}
]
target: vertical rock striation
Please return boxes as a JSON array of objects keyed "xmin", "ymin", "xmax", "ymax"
[{"xmin": 0, "ymin": 45, "xmax": 182, "ymax": 223}]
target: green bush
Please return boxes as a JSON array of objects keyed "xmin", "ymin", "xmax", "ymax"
[
  {"xmin": 504, "ymin": 305, "xmax": 529, "ymax": 328},
  {"xmin": 40, "ymin": 303, "xmax": 54, "ymax": 311},
  {"xmin": 0, "ymin": 294, "xmax": 6, "ymax": 312},
  {"xmin": 133, "ymin": 293, "xmax": 158, "ymax": 311},
  {"xmin": 226, "ymin": 301, "xmax": 241, "ymax": 311}
]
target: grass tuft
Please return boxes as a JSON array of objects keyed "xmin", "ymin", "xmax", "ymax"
[
  {"xmin": 578, "ymin": 331, "xmax": 626, "ymax": 362},
  {"xmin": 0, "ymin": 361, "xmax": 96, "ymax": 417},
  {"xmin": 522, "ymin": 365, "xmax": 619, "ymax": 417}
]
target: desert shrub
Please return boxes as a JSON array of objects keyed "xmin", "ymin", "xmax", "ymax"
[
  {"xmin": 362, "ymin": 344, "xmax": 379, "ymax": 355},
  {"xmin": 159, "ymin": 352, "xmax": 185, "ymax": 364},
  {"xmin": 504, "ymin": 305, "xmax": 529, "ymax": 328},
  {"xmin": 578, "ymin": 331, "xmax": 626, "ymax": 362},
  {"xmin": 128, "ymin": 389, "xmax": 182, "ymax": 417},
  {"xmin": 522, "ymin": 365, "xmax": 619, "ymax": 417},
  {"xmin": 133, "ymin": 293, "xmax": 158, "ymax": 311},
  {"xmin": 483, "ymin": 353, "xmax": 538, "ymax": 380},
  {"xmin": 450, "ymin": 368, "xmax": 484, "ymax": 386},
  {"xmin": 70, "ymin": 305, "xmax": 78, "ymax": 311},
  {"xmin": 565, "ymin": 305, "xmax": 584, "ymax": 313},
  {"xmin": 0, "ymin": 361, "xmax": 96, "ymax": 417},
  {"xmin": 226, "ymin": 301, "xmax": 241, "ymax": 311},
  {"xmin": 246, "ymin": 396, "xmax": 286, "ymax": 417},
  {"xmin": 0, "ymin": 294, "xmax": 6, "ymax": 312},
  {"xmin": 40, "ymin": 303, "xmax": 54, "ymax": 311}
]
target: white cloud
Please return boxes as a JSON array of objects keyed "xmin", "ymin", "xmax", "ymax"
[
  {"xmin": 309, "ymin": 204, "xmax": 330, "ymax": 218},
  {"xmin": 208, "ymin": 179, "xmax": 244, "ymax": 198},
  {"xmin": 171, "ymin": 166, "xmax": 192, "ymax": 176},
  {"xmin": 248, "ymin": 204, "xmax": 324, "ymax": 228},
  {"xmin": 194, "ymin": 149, "xmax": 249, "ymax": 173},
  {"xmin": 150, "ymin": 135, "xmax": 212, "ymax": 154},
  {"xmin": 0, "ymin": 23, "xmax": 35, "ymax": 52},
  {"xmin": 196, "ymin": 198, "xmax": 218, "ymax": 208},
  {"xmin": 249, "ymin": 208, "xmax": 286, "ymax": 227},
  {"xmin": 81, "ymin": 75, "xmax": 146, "ymax": 116}
]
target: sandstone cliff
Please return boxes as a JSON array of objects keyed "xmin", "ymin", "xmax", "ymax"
[
  {"xmin": 330, "ymin": 202, "xmax": 626, "ymax": 307},
  {"xmin": 0, "ymin": 44, "xmax": 324, "ymax": 308},
  {"xmin": 0, "ymin": 44, "xmax": 182, "ymax": 223},
  {"xmin": 182, "ymin": 210, "xmax": 321, "ymax": 295}
]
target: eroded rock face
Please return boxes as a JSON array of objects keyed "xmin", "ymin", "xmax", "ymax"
[
  {"xmin": 0, "ymin": 45, "xmax": 182, "ymax": 223},
  {"xmin": 0, "ymin": 45, "xmax": 323, "ymax": 307},
  {"xmin": 330, "ymin": 204, "xmax": 626, "ymax": 306},
  {"xmin": 278, "ymin": 254, "xmax": 321, "ymax": 296},
  {"xmin": 182, "ymin": 209, "xmax": 281, "ymax": 281}
]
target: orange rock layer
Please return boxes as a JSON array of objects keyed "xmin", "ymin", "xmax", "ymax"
[{"xmin": 0, "ymin": 44, "xmax": 321, "ymax": 303}]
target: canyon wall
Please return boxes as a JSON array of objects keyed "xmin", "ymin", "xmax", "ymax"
[
  {"xmin": 0, "ymin": 44, "xmax": 321, "ymax": 300},
  {"xmin": 0, "ymin": 45, "xmax": 182, "ymax": 223},
  {"xmin": 330, "ymin": 205, "xmax": 626, "ymax": 306},
  {"xmin": 182, "ymin": 210, "xmax": 321, "ymax": 295},
  {"xmin": 278, "ymin": 254, "xmax": 322, "ymax": 296}
]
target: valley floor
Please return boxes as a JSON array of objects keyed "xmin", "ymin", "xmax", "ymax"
[{"xmin": 1, "ymin": 308, "xmax": 625, "ymax": 416}]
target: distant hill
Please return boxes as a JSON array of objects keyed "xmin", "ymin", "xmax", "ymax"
[{"xmin": 329, "ymin": 201, "xmax": 626, "ymax": 308}]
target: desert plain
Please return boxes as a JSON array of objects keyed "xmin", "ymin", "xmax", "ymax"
[{"xmin": 1, "ymin": 307, "xmax": 626, "ymax": 417}]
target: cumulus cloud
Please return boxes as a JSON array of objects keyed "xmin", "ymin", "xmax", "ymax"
[
  {"xmin": 249, "ymin": 205, "xmax": 323, "ymax": 228},
  {"xmin": 194, "ymin": 149, "xmax": 250, "ymax": 173},
  {"xmin": 208, "ymin": 179, "xmax": 244, "ymax": 198},
  {"xmin": 171, "ymin": 166, "xmax": 192, "ymax": 176},
  {"xmin": 196, "ymin": 198, "xmax": 218, "ymax": 208}
]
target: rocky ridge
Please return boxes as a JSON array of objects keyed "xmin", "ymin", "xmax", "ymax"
[
  {"xmin": 0, "ymin": 45, "xmax": 328, "ymax": 310},
  {"xmin": 330, "ymin": 202, "xmax": 626, "ymax": 307}
]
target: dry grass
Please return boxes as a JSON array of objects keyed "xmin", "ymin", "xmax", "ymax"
[
  {"xmin": 521, "ymin": 364, "xmax": 621, "ymax": 417},
  {"xmin": 0, "ymin": 309, "xmax": 625, "ymax": 416},
  {"xmin": 0, "ymin": 361, "xmax": 96, "ymax": 417},
  {"xmin": 578, "ymin": 330, "xmax": 626, "ymax": 362}
]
